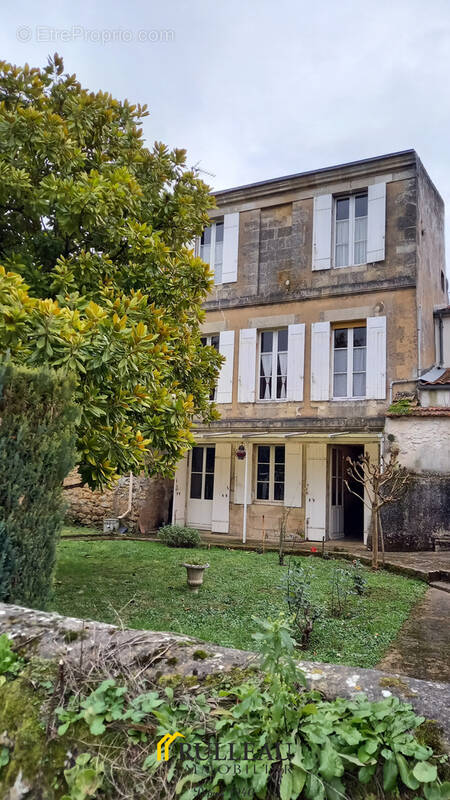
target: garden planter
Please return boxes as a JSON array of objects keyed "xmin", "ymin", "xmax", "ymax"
[{"xmin": 182, "ymin": 562, "xmax": 209, "ymax": 593}]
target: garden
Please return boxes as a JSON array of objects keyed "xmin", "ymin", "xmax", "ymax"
[{"xmin": 52, "ymin": 529, "xmax": 427, "ymax": 669}]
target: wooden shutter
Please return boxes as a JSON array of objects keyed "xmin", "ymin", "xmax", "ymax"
[
  {"xmin": 234, "ymin": 442, "xmax": 253, "ymax": 504},
  {"xmin": 284, "ymin": 442, "xmax": 302, "ymax": 508},
  {"xmin": 306, "ymin": 443, "xmax": 327, "ymax": 541},
  {"xmin": 287, "ymin": 323, "xmax": 305, "ymax": 401},
  {"xmin": 216, "ymin": 330, "xmax": 234, "ymax": 404},
  {"xmin": 211, "ymin": 442, "xmax": 231, "ymax": 533},
  {"xmin": 367, "ymin": 182, "xmax": 386, "ymax": 262},
  {"xmin": 238, "ymin": 328, "xmax": 257, "ymax": 403},
  {"xmin": 222, "ymin": 212, "xmax": 239, "ymax": 283},
  {"xmin": 310, "ymin": 321, "xmax": 330, "ymax": 401},
  {"xmin": 312, "ymin": 194, "xmax": 332, "ymax": 270},
  {"xmin": 366, "ymin": 316, "xmax": 387, "ymax": 399},
  {"xmin": 172, "ymin": 454, "xmax": 188, "ymax": 526}
]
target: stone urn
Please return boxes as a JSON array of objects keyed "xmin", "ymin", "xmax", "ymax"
[{"xmin": 182, "ymin": 562, "xmax": 210, "ymax": 593}]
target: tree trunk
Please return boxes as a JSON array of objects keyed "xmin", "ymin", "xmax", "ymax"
[
  {"xmin": 372, "ymin": 503, "xmax": 379, "ymax": 570},
  {"xmin": 379, "ymin": 511, "xmax": 385, "ymax": 566}
]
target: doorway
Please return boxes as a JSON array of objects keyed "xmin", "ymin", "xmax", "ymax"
[
  {"xmin": 186, "ymin": 445, "xmax": 215, "ymax": 530},
  {"xmin": 329, "ymin": 444, "xmax": 364, "ymax": 540}
]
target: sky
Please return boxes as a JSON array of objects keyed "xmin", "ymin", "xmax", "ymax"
[{"xmin": 2, "ymin": 0, "xmax": 450, "ymax": 276}]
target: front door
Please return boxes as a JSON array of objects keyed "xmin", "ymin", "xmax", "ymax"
[
  {"xmin": 187, "ymin": 446, "xmax": 215, "ymax": 530},
  {"xmin": 329, "ymin": 446, "xmax": 345, "ymax": 539}
]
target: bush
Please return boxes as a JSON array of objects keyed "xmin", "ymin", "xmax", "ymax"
[
  {"xmin": 157, "ymin": 525, "xmax": 201, "ymax": 548},
  {"xmin": 280, "ymin": 559, "xmax": 323, "ymax": 648},
  {"xmin": 0, "ymin": 363, "xmax": 77, "ymax": 607}
]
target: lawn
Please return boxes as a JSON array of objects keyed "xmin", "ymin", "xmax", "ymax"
[
  {"xmin": 61, "ymin": 524, "xmax": 104, "ymax": 537},
  {"xmin": 52, "ymin": 539, "xmax": 427, "ymax": 669}
]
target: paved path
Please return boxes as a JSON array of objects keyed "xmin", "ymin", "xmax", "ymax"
[{"xmin": 377, "ymin": 588, "xmax": 450, "ymax": 682}]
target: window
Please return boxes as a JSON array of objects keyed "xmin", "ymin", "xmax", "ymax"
[
  {"xmin": 200, "ymin": 221, "xmax": 224, "ymax": 284},
  {"xmin": 259, "ymin": 329, "xmax": 288, "ymax": 400},
  {"xmin": 333, "ymin": 326, "xmax": 367, "ymax": 398},
  {"xmin": 334, "ymin": 193, "xmax": 368, "ymax": 268},
  {"xmin": 190, "ymin": 446, "xmax": 215, "ymax": 500},
  {"xmin": 200, "ymin": 334, "xmax": 220, "ymax": 400},
  {"xmin": 256, "ymin": 445, "xmax": 285, "ymax": 501}
]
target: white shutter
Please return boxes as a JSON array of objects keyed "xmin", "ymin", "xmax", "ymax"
[
  {"xmin": 310, "ymin": 321, "xmax": 330, "ymax": 401},
  {"xmin": 284, "ymin": 442, "xmax": 302, "ymax": 508},
  {"xmin": 172, "ymin": 454, "xmax": 188, "ymax": 526},
  {"xmin": 222, "ymin": 212, "xmax": 239, "ymax": 283},
  {"xmin": 211, "ymin": 442, "xmax": 231, "ymax": 533},
  {"xmin": 366, "ymin": 316, "xmax": 387, "ymax": 399},
  {"xmin": 238, "ymin": 328, "xmax": 257, "ymax": 403},
  {"xmin": 367, "ymin": 182, "xmax": 386, "ymax": 262},
  {"xmin": 306, "ymin": 443, "xmax": 327, "ymax": 541},
  {"xmin": 287, "ymin": 323, "xmax": 305, "ymax": 401},
  {"xmin": 234, "ymin": 442, "xmax": 253, "ymax": 504},
  {"xmin": 312, "ymin": 194, "xmax": 332, "ymax": 270},
  {"xmin": 216, "ymin": 330, "xmax": 234, "ymax": 404}
]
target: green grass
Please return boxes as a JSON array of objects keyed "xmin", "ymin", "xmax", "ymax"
[
  {"xmin": 61, "ymin": 524, "xmax": 104, "ymax": 537},
  {"xmin": 52, "ymin": 539, "xmax": 427, "ymax": 669}
]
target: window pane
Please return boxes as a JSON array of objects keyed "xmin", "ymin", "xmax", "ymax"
[
  {"xmin": 355, "ymin": 194, "xmax": 368, "ymax": 217},
  {"xmin": 353, "ymin": 348, "xmax": 366, "ymax": 371},
  {"xmin": 260, "ymin": 351, "xmax": 273, "ymax": 400},
  {"xmin": 353, "ymin": 373, "xmax": 366, "ymax": 397},
  {"xmin": 257, "ymin": 482, "xmax": 269, "ymax": 500},
  {"xmin": 190, "ymin": 473, "xmax": 202, "ymax": 499},
  {"xmin": 353, "ymin": 327, "xmax": 366, "ymax": 348},
  {"xmin": 333, "ymin": 373, "xmax": 347, "ymax": 397},
  {"xmin": 261, "ymin": 331, "xmax": 273, "ymax": 353},
  {"xmin": 210, "ymin": 335, "xmax": 220, "ymax": 351},
  {"xmin": 191, "ymin": 447, "xmax": 203, "ymax": 473},
  {"xmin": 201, "ymin": 227, "xmax": 211, "ymax": 245},
  {"xmin": 258, "ymin": 445, "xmax": 270, "ymax": 463},
  {"xmin": 257, "ymin": 462, "xmax": 270, "ymax": 481},
  {"xmin": 334, "ymin": 329, "xmax": 348, "ymax": 348},
  {"xmin": 336, "ymin": 198, "xmax": 350, "ymax": 220},
  {"xmin": 200, "ymin": 243, "xmax": 211, "ymax": 265},
  {"xmin": 274, "ymin": 482, "xmax": 284, "ymax": 501},
  {"xmin": 215, "ymin": 221, "xmax": 224, "ymax": 242},
  {"xmin": 200, "ymin": 336, "xmax": 207, "ymax": 347},
  {"xmin": 205, "ymin": 447, "xmax": 215, "ymax": 474},
  {"xmin": 274, "ymin": 464, "xmax": 285, "ymax": 483},
  {"xmin": 204, "ymin": 474, "xmax": 214, "ymax": 500},
  {"xmin": 277, "ymin": 329, "xmax": 288, "ymax": 352},
  {"xmin": 334, "ymin": 349, "xmax": 347, "ymax": 372},
  {"xmin": 274, "ymin": 445, "xmax": 285, "ymax": 463}
]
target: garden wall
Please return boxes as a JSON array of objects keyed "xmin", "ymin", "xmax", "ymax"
[{"xmin": 64, "ymin": 470, "xmax": 172, "ymax": 532}]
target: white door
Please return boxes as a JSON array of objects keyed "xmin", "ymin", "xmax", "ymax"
[
  {"xmin": 329, "ymin": 446, "xmax": 345, "ymax": 539},
  {"xmin": 306, "ymin": 444, "xmax": 327, "ymax": 541},
  {"xmin": 186, "ymin": 446, "xmax": 215, "ymax": 530}
]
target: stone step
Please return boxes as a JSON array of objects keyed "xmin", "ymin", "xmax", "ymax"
[{"xmin": 429, "ymin": 581, "xmax": 450, "ymax": 594}]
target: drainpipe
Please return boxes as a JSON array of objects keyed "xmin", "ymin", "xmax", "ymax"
[
  {"xmin": 437, "ymin": 311, "xmax": 444, "ymax": 367},
  {"xmin": 118, "ymin": 472, "xmax": 133, "ymax": 521},
  {"xmin": 242, "ymin": 455, "xmax": 249, "ymax": 544},
  {"xmin": 417, "ymin": 303, "xmax": 422, "ymax": 378}
]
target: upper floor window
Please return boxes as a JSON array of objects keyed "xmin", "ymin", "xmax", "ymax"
[
  {"xmin": 333, "ymin": 326, "xmax": 366, "ymax": 398},
  {"xmin": 256, "ymin": 445, "xmax": 285, "ymax": 501},
  {"xmin": 200, "ymin": 334, "xmax": 220, "ymax": 400},
  {"xmin": 259, "ymin": 329, "xmax": 288, "ymax": 400},
  {"xmin": 200, "ymin": 220, "xmax": 224, "ymax": 284},
  {"xmin": 334, "ymin": 193, "xmax": 368, "ymax": 268}
]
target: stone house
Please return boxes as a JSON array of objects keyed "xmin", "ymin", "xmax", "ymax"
[{"xmin": 172, "ymin": 149, "xmax": 449, "ymax": 548}]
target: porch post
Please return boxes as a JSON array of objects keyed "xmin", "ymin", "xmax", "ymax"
[{"xmin": 242, "ymin": 452, "xmax": 249, "ymax": 544}]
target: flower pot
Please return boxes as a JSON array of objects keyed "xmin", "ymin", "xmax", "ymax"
[{"xmin": 182, "ymin": 562, "xmax": 210, "ymax": 593}]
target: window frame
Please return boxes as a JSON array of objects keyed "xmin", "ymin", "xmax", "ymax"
[
  {"xmin": 333, "ymin": 192, "xmax": 368, "ymax": 269},
  {"xmin": 331, "ymin": 324, "xmax": 367, "ymax": 400},
  {"xmin": 199, "ymin": 219, "xmax": 224, "ymax": 285},
  {"xmin": 255, "ymin": 444, "xmax": 285, "ymax": 503},
  {"xmin": 189, "ymin": 445, "xmax": 215, "ymax": 501},
  {"xmin": 257, "ymin": 328, "xmax": 288, "ymax": 402},
  {"xmin": 200, "ymin": 333, "xmax": 220, "ymax": 401}
]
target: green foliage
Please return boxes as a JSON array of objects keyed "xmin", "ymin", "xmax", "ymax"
[
  {"xmin": 53, "ymin": 616, "xmax": 448, "ymax": 800},
  {"xmin": 351, "ymin": 559, "xmax": 369, "ymax": 596},
  {"xmin": 61, "ymin": 754, "xmax": 104, "ymax": 800},
  {"xmin": 387, "ymin": 398, "xmax": 413, "ymax": 415},
  {"xmin": 0, "ymin": 362, "xmax": 77, "ymax": 606},
  {"xmin": 0, "ymin": 635, "xmax": 23, "ymax": 683},
  {"xmin": 0, "ymin": 55, "xmax": 222, "ymax": 489},
  {"xmin": 328, "ymin": 562, "xmax": 356, "ymax": 618},
  {"xmin": 157, "ymin": 524, "xmax": 201, "ymax": 548},
  {"xmin": 280, "ymin": 560, "xmax": 323, "ymax": 648}
]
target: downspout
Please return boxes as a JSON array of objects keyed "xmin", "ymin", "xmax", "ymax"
[
  {"xmin": 118, "ymin": 472, "xmax": 133, "ymax": 521},
  {"xmin": 417, "ymin": 303, "xmax": 422, "ymax": 378},
  {"xmin": 242, "ymin": 455, "xmax": 249, "ymax": 544},
  {"xmin": 438, "ymin": 312, "xmax": 444, "ymax": 367}
]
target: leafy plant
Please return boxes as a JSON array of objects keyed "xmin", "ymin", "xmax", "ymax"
[
  {"xmin": 0, "ymin": 746, "xmax": 9, "ymax": 770},
  {"xmin": 62, "ymin": 753, "xmax": 104, "ymax": 800},
  {"xmin": 350, "ymin": 559, "xmax": 369, "ymax": 596},
  {"xmin": 280, "ymin": 560, "xmax": 323, "ymax": 648},
  {"xmin": 157, "ymin": 525, "xmax": 201, "ymax": 548},
  {"xmin": 0, "ymin": 634, "xmax": 23, "ymax": 681},
  {"xmin": 328, "ymin": 562, "xmax": 355, "ymax": 618}
]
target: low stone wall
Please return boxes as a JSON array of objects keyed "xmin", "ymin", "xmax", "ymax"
[
  {"xmin": 381, "ymin": 473, "xmax": 450, "ymax": 551},
  {"xmin": 1, "ymin": 603, "xmax": 449, "ymax": 738},
  {"xmin": 64, "ymin": 469, "xmax": 173, "ymax": 532}
]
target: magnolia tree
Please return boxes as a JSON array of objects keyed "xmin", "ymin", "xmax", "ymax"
[
  {"xmin": 0, "ymin": 55, "xmax": 222, "ymax": 489},
  {"xmin": 345, "ymin": 450, "xmax": 410, "ymax": 569}
]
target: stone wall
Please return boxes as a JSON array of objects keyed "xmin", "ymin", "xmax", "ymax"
[
  {"xmin": 64, "ymin": 470, "xmax": 173, "ymax": 532},
  {"xmin": 381, "ymin": 473, "xmax": 450, "ymax": 551}
]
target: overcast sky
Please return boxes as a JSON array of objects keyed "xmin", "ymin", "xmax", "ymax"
[{"xmin": 2, "ymin": 0, "xmax": 450, "ymax": 276}]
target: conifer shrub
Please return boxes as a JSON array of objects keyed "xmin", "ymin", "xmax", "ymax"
[{"xmin": 0, "ymin": 364, "xmax": 77, "ymax": 607}]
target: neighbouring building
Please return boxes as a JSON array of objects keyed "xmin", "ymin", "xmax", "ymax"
[{"xmin": 172, "ymin": 149, "xmax": 450, "ymax": 548}]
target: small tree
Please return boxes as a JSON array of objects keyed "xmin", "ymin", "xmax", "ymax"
[{"xmin": 344, "ymin": 450, "xmax": 410, "ymax": 569}]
